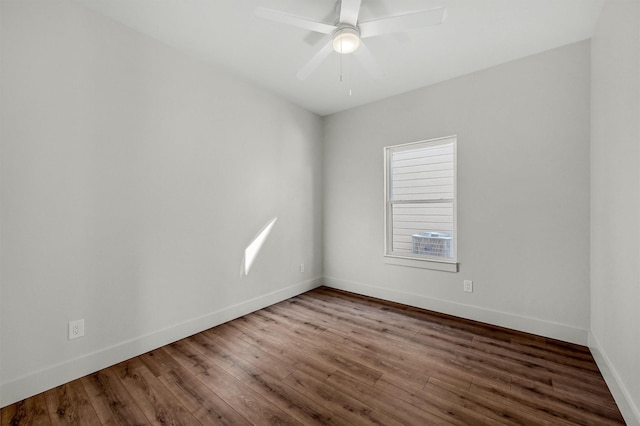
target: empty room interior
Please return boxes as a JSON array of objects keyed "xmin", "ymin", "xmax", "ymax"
[{"xmin": 1, "ymin": 0, "xmax": 639, "ymax": 424}]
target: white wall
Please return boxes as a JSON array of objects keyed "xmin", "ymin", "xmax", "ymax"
[
  {"xmin": 590, "ymin": 1, "xmax": 640, "ymax": 424},
  {"xmin": 0, "ymin": 0, "xmax": 323, "ymax": 406},
  {"xmin": 324, "ymin": 41, "xmax": 592, "ymax": 344}
]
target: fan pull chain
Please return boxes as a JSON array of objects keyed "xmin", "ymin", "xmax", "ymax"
[
  {"xmin": 338, "ymin": 38, "xmax": 352, "ymax": 95},
  {"xmin": 339, "ymin": 40, "xmax": 343, "ymax": 83},
  {"xmin": 338, "ymin": 44, "xmax": 353, "ymax": 96}
]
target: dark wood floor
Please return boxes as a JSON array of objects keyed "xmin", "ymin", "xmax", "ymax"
[{"xmin": 1, "ymin": 287, "xmax": 625, "ymax": 425}]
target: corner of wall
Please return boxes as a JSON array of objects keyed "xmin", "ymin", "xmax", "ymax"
[{"xmin": 589, "ymin": 331, "xmax": 640, "ymax": 426}]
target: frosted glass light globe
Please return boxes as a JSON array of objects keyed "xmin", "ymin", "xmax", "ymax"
[{"xmin": 332, "ymin": 28, "xmax": 360, "ymax": 54}]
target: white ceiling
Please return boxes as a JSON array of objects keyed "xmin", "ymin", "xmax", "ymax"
[{"xmin": 76, "ymin": 0, "xmax": 605, "ymax": 116}]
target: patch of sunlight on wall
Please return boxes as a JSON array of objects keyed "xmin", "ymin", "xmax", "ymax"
[{"xmin": 242, "ymin": 217, "xmax": 278, "ymax": 276}]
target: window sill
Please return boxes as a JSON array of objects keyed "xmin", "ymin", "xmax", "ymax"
[{"xmin": 384, "ymin": 255, "xmax": 458, "ymax": 272}]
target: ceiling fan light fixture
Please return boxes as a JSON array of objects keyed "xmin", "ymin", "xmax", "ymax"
[{"xmin": 332, "ymin": 27, "xmax": 360, "ymax": 54}]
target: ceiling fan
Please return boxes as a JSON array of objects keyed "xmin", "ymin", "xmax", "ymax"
[{"xmin": 255, "ymin": 0, "xmax": 447, "ymax": 80}]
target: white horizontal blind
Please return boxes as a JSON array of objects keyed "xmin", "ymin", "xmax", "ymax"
[
  {"xmin": 386, "ymin": 137, "xmax": 456, "ymax": 261},
  {"xmin": 390, "ymin": 144, "xmax": 454, "ymax": 201}
]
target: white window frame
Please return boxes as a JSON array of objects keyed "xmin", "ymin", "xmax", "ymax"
[{"xmin": 384, "ymin": 136, "xmax": 458, "ymax": 272}]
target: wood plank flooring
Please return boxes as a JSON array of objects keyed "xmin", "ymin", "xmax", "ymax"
[{"xmin": 1, "ymin": 287, "xmax": 625, "ymax": 425}]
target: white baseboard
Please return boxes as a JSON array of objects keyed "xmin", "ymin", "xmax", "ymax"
[
  {"xmin": 0, "ymin": 277, "xmax": 322, "ymax": 408},
  {"xmin": 323, "ymin": 276, "xmax": 589, "ymax": 345},
  {"xmin": 589, "ymin": 331, "xmax": 640, "ymax": 426}
]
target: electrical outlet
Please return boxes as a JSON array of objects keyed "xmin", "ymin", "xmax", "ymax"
[
  {"xmin": 68, "ymin": 319, "xmax": 85, "ymax": 340},
  {"xmin": 300, "ymin": 263, "xmax": 305, "ymax": 273},
  {"xmin": 464, "ymin": 280, "xmax": 473, "ymax": 293}
]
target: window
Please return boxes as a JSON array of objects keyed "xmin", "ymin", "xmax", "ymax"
[{"xmin": 384, "ymin": 136, "xmax": 457, "ymax": 266}]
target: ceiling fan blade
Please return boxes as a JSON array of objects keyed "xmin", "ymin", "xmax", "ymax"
[
  {"xmin": 353, "ymin": 41, "xmax": 384, "ymax": 80},
  {"xmin": 339, "ymin": 0, "xmax": 362, "ymax": 26},
  {"xmin": 255, "ymin": 7, "xmax": 336, "ymax": 35},
  {"xmin": 359, "ymin": 7, "xmax": 447, "ymax": 39},
  {"xmin": 297, "ymin": 39, "xmax": 334, "ymax": 80},
  {"xmin": 304, "ymin": 7, "xmax": 339, "ymax": 45},
  {"xmin": 363, "ymin": 0, "xmax": 411, "ymax": 43}
]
